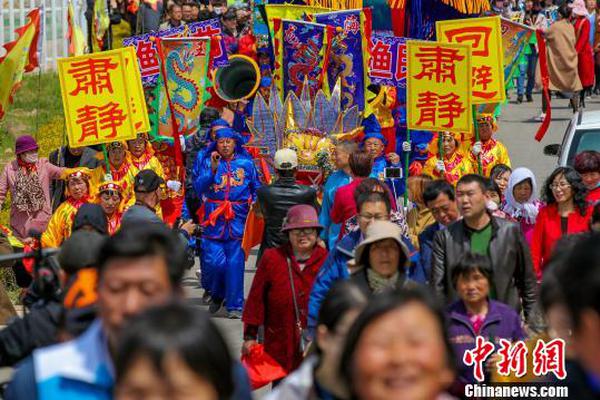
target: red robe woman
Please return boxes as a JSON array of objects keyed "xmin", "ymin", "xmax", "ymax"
[
  {"xmin": 572, "ymin": 0, "xmax": 595, "ymax": 92},
  {"xmin": 242, "ymin": 205, "xmax": 328, "ymax": 373}
]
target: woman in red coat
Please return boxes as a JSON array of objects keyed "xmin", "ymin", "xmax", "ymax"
[
  {"xmin": 531, "ymin": 167, "xmax": 591, "ymax": 279},
  {"xmin": 330, "ymin": 150, "xmax": 373, "ymax": 236},
  {"xmin": 571, "ymin": 0, "xmax": 595, "ymax": 106},
  {"xmin": 242, "ymin": 205, "xmax": 328, "ymax": 374}
]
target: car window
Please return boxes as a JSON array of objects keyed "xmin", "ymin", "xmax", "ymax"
[{"xmin": 567, "ymin": 129, "xmax": 600, "ymax": 165}]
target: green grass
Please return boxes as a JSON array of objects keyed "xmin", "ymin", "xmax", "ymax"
[
  {"xmin": 0, "ymin": 71, "xmax": 66, "ymax": 162},
  {"xmin": 0, "ymin": 72, "xmax": 66, "ymax": 304}
]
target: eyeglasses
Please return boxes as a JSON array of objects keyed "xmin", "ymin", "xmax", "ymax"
[
  {"xmin": 550, "ymin": 182, "xmax": 571, "ymax": 191},
  {"xmin": 359, "ymin": 213, "xmax": 389, "ymax": 222}
]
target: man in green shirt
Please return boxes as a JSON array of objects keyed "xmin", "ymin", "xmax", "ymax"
[{"xmin": 431, "ymin": 174, "xmax": 538, "ymax": 324}]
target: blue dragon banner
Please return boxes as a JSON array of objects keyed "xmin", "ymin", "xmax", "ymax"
[
  {"xmin": 279, "ymin": 19, "xmax": 330, "ymax": 98},
  {"xmin": 123, "ymin": 19, "xmax": 228, "ymax": 87},
  {"xmin": 156, "ymin": 38, "xmax": 210, "ymax": 140},
  {"xmin": 314, "ymin": 9, "xmax": 368, "ymax": 112}
]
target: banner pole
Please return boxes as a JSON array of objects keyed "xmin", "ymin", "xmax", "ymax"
[
  {"xmin": 403, "ymin": 128, "xmax": 410, "ymax": 208},
  {"xmin": 472, "ymin": 105, "xmax": 482, "ymax": 175},
  {"xmin": 155, "ymin": 37, "xmax": 183, "ymax": 167},
  {"xmin": 102, "ymin": 144, "xmax": 111, "ymax": 179}
]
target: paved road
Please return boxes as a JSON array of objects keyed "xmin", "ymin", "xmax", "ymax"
[{"xmin": 496, "ymin": 92, "xmax": 600, "ymax": 183}]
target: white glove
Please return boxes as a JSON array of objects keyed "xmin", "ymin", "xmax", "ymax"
[
  {"xmin": 179, "ymin": 135, "xmax": 187, "ymax": 152},
  {"xmin": 402, "ymin": 141, "xmax": 411, "ymax": 152},
  {"xmin": 104, "ymin": 173, "xmax": 113, "ymax": 182},
  {"xmin": 166, "ymin": 180, "xmax": 182, "ymax": 192},
  {"xmin": 471, "ymin": 141, "xmax": 482, "ymax": 156},
  {"xmin": 435, "ymin": 160, "xmax": 446, "ymax": 173}
]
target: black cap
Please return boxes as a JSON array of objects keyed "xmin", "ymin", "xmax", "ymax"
[{"xmin": 134, "ymin": 170, "xmax": 164, "ymax": 193}]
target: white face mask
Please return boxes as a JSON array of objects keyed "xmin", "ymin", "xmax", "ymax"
[{"xmin": 21, "ymin": 153, "xmax": 38, "ymax": 164}]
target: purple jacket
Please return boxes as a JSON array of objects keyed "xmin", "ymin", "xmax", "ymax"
[{"xmin": 447, "ymin": 299, "xmax": 526, "ymax": 384}]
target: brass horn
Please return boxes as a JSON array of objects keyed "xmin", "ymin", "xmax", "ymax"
[{"xmin": 213, "ymin": 54, "xmax": 261, "ymax": 102}]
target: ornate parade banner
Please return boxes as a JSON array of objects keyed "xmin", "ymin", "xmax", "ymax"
[
  {"xmin": 123, "ymin": 19, "xmax": 228, "ymax": 87},
  {"xmin": 436, "ymin": 16, "xmax": 505, "ymax": 104},
  {"xmin": 406, "ymin": 41, "xmax": 472, "ymax": 133},
  {"xmin": 58, "ymin": 48, "xmax": 148, "ymax": 147},
  {"xmin": 368, "ymin": 34, "xmax": 407, "ymax": 89},
  {"xmin": 314, "ymin": 9, "xmax": 368, "ymax": 112},
  {"xmin": 0, "ymin": 8, "xmax": 41, "ymax": 122},
  {"xmin": 274, "ymin": 19, "xmax": 330, "ymax": 99},
  {"xmin": 500, "ymin": 17, "xmax": 534, "ymax": 85},
  {"xmin": 156, "ymin": 38, "xmax": 210, "ymax": 140}
]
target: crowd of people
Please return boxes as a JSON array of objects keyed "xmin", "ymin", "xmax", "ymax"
[
  {"xmin": 491, "ymin": 0, "xmax": 600, "ymax": 118},
  {"xmin": 1, "ymin": 0, "xmax": 600, "ymax": 398},
  {"xmin": 0, "ymin": 112, "xmax": 599, "ymax": 398}
]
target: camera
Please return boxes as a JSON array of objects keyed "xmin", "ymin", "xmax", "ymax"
[{"xmin": 384, "ymin": 167, "xmax": 403, "ymax": 179}]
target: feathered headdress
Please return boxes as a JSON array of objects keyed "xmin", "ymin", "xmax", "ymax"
[{"xmin": 246, "ymin": 79, "xmax": 362, "ymax": 174}]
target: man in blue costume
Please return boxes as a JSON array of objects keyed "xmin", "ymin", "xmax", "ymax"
[
  {"xmin": 193, "ymin": 127, "xmax": 261, "ymax": 319},
  {"xmin": 361, "ymin": 114, "xmax": 405, "ymax": 200}
]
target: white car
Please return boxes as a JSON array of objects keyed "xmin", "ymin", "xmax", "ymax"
[{"xmin": 544, "ymin": 110, "xmax": 600, "ymax": 165}]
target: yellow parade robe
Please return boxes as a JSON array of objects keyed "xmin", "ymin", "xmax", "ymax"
[
  {"xmin": 461, "ymin": 138, "xmax": 511, "ymax": 177},
  {"xmin": 41, "ymin": 198, "xmax": 87, "ymax": 248},
  {"xmin": 422, "ymin": 151, "xmax": 474, "ymax": 186},
  {"xmin": 125, "ymin": 152, "xmax": 166, "ymax": 209},
  {"xmin": 90, "ymin": 162, "xmax": 135, "ymax": 206}
]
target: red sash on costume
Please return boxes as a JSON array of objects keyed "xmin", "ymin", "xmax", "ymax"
[{"xmin": 202, "ymin": 199, "xmax": 248, "ymax": 227}]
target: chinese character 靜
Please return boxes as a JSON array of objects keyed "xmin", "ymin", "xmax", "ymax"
[
  {"xmin": 416, "ymin": 91, "xmax": 466, "ymax": 128},
  {"xmin": 75, "ymin": 101, "xmax": 127, "ymax": 143}
]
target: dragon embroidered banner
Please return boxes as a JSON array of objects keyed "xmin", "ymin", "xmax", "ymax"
[
  {"xmin": 274, "ymin": 19, "xmax": 330, "ymax": 99},
  {"xmin": 156, "ymin": 38, "xmax": 210, "ymax": 141},
  {"xmin": 314, "ymin": 9, "xmax": 368, "ymax": 112}
]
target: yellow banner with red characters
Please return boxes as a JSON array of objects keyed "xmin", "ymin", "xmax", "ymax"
[
  {"xmin": 406, "ymin": 40, "xmax": 472, "ymax": 133},
  {"xmin": 436, "ymin": 16, "xmax": 505, "ymax": 104},
  {"xmin": 58, "ymin": 47, "xmax": 148, "ymax": 147}
]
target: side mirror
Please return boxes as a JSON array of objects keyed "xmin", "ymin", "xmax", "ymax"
[{"xmin": 543, "ymin": 144, "xmax": 560, "ymax": 156}]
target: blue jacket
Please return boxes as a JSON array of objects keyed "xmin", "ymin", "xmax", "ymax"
[
  {"xmin": 193, "ymin": 154, "xmax": 261, "ymax": 240},
  {"xmin": 308, "ymin": 229, "xmax": 424, "ymax": 333},
  {"xmin": 6, "ymin": 320, "xmax": 253, "ymax": 400},
  {"xmin": 318, "ymin": 170, "xmax": 352, "ymax": 250},
  {"xmin": 418, "ymin": 222, "xmax": 443, "ymax": 283}
]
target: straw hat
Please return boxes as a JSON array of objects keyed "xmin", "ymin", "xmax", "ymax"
[{"xmin": 354, "ymin": 221, "xmax": 410, "ymax": 268}]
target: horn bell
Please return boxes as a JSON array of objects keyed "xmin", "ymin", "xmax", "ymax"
[{"xmin": 213, "ymin": 54, "xmax": 261, "ymax": 102}]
